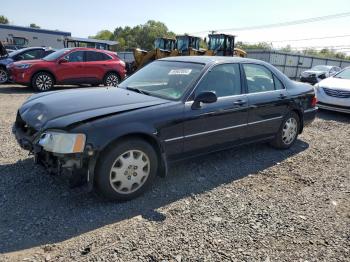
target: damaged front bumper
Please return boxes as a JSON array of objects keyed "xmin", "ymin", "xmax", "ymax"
[{"xmin": 12, "ymin": 113, "xmax": 98, "ymax": 190}]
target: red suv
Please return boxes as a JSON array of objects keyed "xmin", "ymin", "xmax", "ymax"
[{"xmin": 8, "ymin": 48, "xmax": 126, "ymax": 91}]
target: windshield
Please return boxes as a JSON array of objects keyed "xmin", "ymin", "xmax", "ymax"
[
  {"xmin": 311, "ymin": 65, "xmax": 330, "ymax": 71},
  {"xmin": 42, "ymin": 48, "xmax": 72, "ymax": 61},
  {"xmin": 209, "ymin": 36, "xmax": 224, "ymax": 51},
  {"xmin": 164, "ymin": 40, "xmax": 175, "ymax": 50},
  {"xmin": 8, "ymin": 48, "xmax": 28, "ymax": 58},
  {"xmin": 119, "ymin": 61, "xmax": 205, "ymax": 100},
  {"xmin": 334, "ymin": 68, "xmax": 350, "ymax": 79},
  {"xmin": 176, "ymin": 37, "xmax": 189, "ymax": 52}
]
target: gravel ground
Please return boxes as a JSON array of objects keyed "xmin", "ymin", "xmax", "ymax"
[{"xmin": 0, "ymin": 84, "xmax": 349, "ymax": 262}]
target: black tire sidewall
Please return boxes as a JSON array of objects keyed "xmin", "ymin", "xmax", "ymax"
[
  {"xmin": 32, "ymin": 72, "xmax": 54, "ymax": 92},
  {"xmin": 95, "ymin": 139, "xmax": 158, "ymax": 201},
  {"xmin": 103, "ymin": 72, "xmax": 120, "ymax": 86},
  {"xmin": 0, "ymin": 68, "xmax": 8, "ymax": 84},
  {"xmin": 272, "ymin": 111, "xmax": 300, "ymax": 149}
]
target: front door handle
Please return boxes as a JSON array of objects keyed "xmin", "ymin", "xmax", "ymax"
[
  {"xmin": 279, "ymin": 94, "xmax": 287, "ymax": 99},
  {"xmin": 233, "ymin": 99, "xmax": 247, "ymax": 106}
]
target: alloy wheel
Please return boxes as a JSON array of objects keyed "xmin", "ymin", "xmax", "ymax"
[
  {"xmin": 36, "ymin": 74, "xmax": 53, "ymax": 91},
  {"xmin": 282, "ymin": 117, "xmax": 298, "ymax": 145},
  {"xmin": 109, "ymin": 150, "xmax": 150, "ymax": 194},
  {"xmin": 106, "ymin": 74, "xmax": 119, "ymax": 86},
  {"xmin": 0, "ymin": 69, "xmax": 8, "ymax": 84}
]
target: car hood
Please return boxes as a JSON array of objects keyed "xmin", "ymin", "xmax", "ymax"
[
  {"xmin": 318, "ymin": 77, "xmax": 350, "ymax": 91},
  {"xmin": 13, "ymin": 59, "xmax": 43, "ymax": 65},
  {"xmin": 301, "ymin": 70, "xmax": 327, "ymax": 76},
  {"xmin": 19, "ymin": 87, "xmax": 170, "ymax": 130}
]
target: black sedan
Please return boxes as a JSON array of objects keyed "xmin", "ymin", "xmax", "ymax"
[{"xmin": 13, "ymin": 56, "xmax": 317, "ymax": 200}]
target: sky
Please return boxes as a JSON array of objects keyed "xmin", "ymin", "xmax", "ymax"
[{"xmin": 2, "ymin": 0, "xmax": 350, "ymax": 51}]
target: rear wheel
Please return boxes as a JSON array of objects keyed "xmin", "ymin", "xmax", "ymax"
[
  {"xmin": 103, "ymin": 72, "xmax": 120, "ymax": 87},
  {"xmin": 95, "ymin": 138, "xmax": 158, "ymax": 201},
  {"xmin": 271, "ymin": 112, "xmax": 300, "ymax": 149},
  {"xmin": 32, "ymin": 72, "xmax": 54, "ymax": 92},
  {"xmin": 0, "ymin": 67, "xmax": 8, "ymax": 84}
]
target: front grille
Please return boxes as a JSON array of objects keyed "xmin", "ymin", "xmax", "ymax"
[{"xmin": 323, "ymin": 88, "xmax": 350, "ymax": 98}]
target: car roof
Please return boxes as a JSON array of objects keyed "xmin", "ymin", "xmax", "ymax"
[
  {"xmin": 69, "ymin": 47, "xmax": 113, "ymax": 52},
  {"xmin": 312, "ymin": 65, "xmax": 333, "ymax": 68},
  {"xmin": 160, "ymin": 56, "xmax": 263, "ymax": 65},
  {"xmin": 17, "ymin": 47, "xmax": 51, "ymax": 51}
]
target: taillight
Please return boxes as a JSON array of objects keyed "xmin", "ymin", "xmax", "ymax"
[{"xmin": 311, "ymin": 96, "xmax": 317, "ymax": 107}]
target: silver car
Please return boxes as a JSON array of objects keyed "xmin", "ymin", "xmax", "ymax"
[
  {"xmin": 315, "ymin": 67, "xmax": 350, "ymax": 113},
  {"xmin": 300, "ymin": 65, "xmax": 341, "ymax": 85}
]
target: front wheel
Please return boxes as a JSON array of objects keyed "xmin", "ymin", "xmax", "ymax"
[
  {"xmin": 95, "ymin": 139, "xmax": 158, "ymax": 201},
  {"xmin": 103, "ymin": 72, "xmax": 120, "ymax": 87},
  {"xmin": 0, "ymin": 67, "xmax": 8, "ymax": 84},
  {"xmin": 270, "ymin": 112, "xmax": 300, "ymax": 149},
  {"xmin": 32, "ymin": 72, "xmax": 54, "ymax": 92}
]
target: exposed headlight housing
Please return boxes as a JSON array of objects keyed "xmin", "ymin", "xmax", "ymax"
[
  {"xmin": 38, "ymin": 131, "xmax": 86, "ymax": 154},
  {"xmin": 15, "ymin": 64, "xmax": 32, "ymax": 69}
]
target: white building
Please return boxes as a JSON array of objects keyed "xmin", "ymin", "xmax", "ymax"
[
  {"xmin": 0, "ymin": 24, "xmax": 71, "ymax": 49},
  {"xmin": 0, "ymin": 24, "xmax": 118, "ymax": 50}
]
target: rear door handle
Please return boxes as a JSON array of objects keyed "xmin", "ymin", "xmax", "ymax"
[{"xmin": 233, "ymin": 99, "xmax": 247, "ymax": 106}]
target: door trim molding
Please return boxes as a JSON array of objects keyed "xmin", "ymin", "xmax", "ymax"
[{"xmin": 164, "ymin": 116, "xmax": 283, "ymax": 143}]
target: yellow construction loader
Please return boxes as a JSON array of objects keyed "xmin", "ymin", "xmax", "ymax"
[
  {"xmin": 173, "ymin": 35, "xmax": 205, "ymax": 56},
  {"xmin": 132, "ymin": 37, "xmax": 176, "ymax": 71},
  {"xmin": 205, "ymin": 33, "xmax": 247, "ymax": 57}
]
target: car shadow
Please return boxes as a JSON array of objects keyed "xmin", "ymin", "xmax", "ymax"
[
  {"xmin": 0, "ymin": 85, "xmax": 33, "ymax": 94},
  {"xmin": 0, "ymin": 140, "xmax": 309, "ymax": 253},
  {"xmin": 317, "ymin": 109, "xmax": 350, "ymax": 123},
  {"xmin": 0, "ymin": 84, "xmax": 98, "ymax": 95}
]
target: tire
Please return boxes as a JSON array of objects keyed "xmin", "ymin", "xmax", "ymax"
[
  {"xmin": 32, "ymin": 72, "xmax": 54, "ymax": 92},
  {"xmin": 270, "ymin": 111, "xmax": 300, "ymax": 149},
  {"xmin": 103, "ymin": 72, "xmax": 120, "ymax": 87},
  {"xmin": 0, "ymin": 67, "xmax": 8, "ymax": 84},
  {"xmin": 95, "ymin": 138, "xmax": 158, "ymax": 201}
]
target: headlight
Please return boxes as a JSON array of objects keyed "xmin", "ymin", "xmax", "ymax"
[
  {"xmin": 38, "ymin": 131, "xmax": 86, "ymax": 154},
  {"xmin": 15, "ymin": 64, "xmax": 32, "ymax": 69}
]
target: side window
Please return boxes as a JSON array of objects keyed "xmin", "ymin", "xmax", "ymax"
[
  {"xmin": 195, "ymin": 63, "xmax": 241, "ymax": 98},
  {"xmin": 65, "ymin": 51, "xmax": 84, "ymax": 62},
  {"xmin": 86, "ymin": 51, "xmax": 112, "ymax": 61},
  {"xmin": 243, "ymin": 64, "xmax": 275, "ymax": 93},
  {"xmin": 273, "ymin": 75, "xmax": 285, "ymax": 90},
  {"xmin": 17, "ymin": 49, "xmax": 44, "ymax": 60},
  {"xmin": 101, "ymin": 53, "xmax": 112, "ymax": 60}
]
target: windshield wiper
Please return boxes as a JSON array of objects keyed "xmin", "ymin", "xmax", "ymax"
[{"xmin": 125, "ymin": 87, "xmax": 151, "ymax": 96}]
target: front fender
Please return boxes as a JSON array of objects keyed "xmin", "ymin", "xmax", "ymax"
[{"xmin": 84, "ymin": 121, "xmax": 159, "ymax": 151}]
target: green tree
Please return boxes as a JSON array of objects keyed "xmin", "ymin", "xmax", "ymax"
[
  {"xmin": 280, "ymin": 44, "xmax": 292, "ymax": 52},
  {"xmin": 0, "ymin": 15, "xmax": 9, "ymax": 24},
  {"xmin": 90, "ymin": 30, "xmax": 114, "ymax": 41},
  {"xmin": 30, "ymin": 23, "xmax": 40, "ymax": 28},
  {"xmin": 91, "ymin": 20, "xmax": 176, "ymax": 51},
  {"xmin": 236, "ymin": 41, "xmax": 272, "ymax": 50}
]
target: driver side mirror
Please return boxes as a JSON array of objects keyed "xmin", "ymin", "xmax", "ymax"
[
  {"xmin": 58, "ymin": 58, "xmax": 68, "ymax": 64},
  {"xmin": 191, "ymin": 91, "xmax": 217, "ymax": 109}
]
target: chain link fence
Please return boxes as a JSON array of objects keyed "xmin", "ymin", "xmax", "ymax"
[{"xmin": 246, "ymin": 49, "xmax": 350, "ymax": 80}]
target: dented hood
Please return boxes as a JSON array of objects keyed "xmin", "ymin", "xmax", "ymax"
[{"xmin": 19, "ymin": 87, "xmax": 170, "ymax": 130}]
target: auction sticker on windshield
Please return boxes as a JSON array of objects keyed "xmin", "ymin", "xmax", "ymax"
[{"xmin": 168, "ymin": 69, "xmax": 192, "ymax": 75}]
